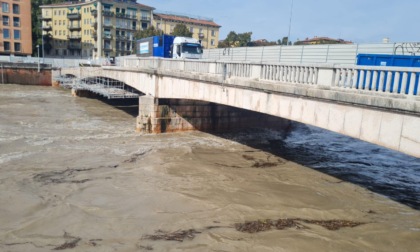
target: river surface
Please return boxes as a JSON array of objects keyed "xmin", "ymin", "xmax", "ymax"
[{"xmin": 0, "ymin": 84, "xmax": 419, "ymax": 251}]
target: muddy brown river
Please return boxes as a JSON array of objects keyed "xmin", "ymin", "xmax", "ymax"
[{"xmin": 0, "ymin": 84, "xmax": 419, "ymax": 251}]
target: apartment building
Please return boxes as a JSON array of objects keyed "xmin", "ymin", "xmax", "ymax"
[
  {"xmin": 40, "ymin": 0, "xmax": 154, "ymax": 59},
  {"xmin": 153, "ymin": 12, "xmax": 221, "ymax": 49},
  {"xmin": 0, "ymin": 0, "xmax": 32, "ymax": 56}
]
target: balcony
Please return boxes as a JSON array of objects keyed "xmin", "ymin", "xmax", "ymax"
[
  {"xmin": 68, "ymin": 24, "xmax": 81, "ymax": 31},
  {"xmin": 116, "ymin": 35, "xmax": 128, "ymax": 41},
  {"xmin": 67, "ymin": 35, "xmax": 82, "ymax": 40},
  {"xmin": 103, "ymin": 10, "xmax": 114, "ymax": 17},
  {"xmin": 115, "ymin": 26, "xmax": 136, "ymax": 31},
  {"xmin": 103, "ymin": 46, "xmax": 113, "ymax": 51},
  {"xmin": 92, "ymin": 32, "xmax": 97, "ymax": 40},
  {"xmin": 42, "ymin": 25, "xmax": 52, "ymax": 31},
  {"xmin": 91, "ymin": 9, "xmax": 97, "ymax": 17},
  {"xmin": 103, "ymin": 34, "xmax": 113, "ymax": 40},
  {"xmin": 141, "ymin": 16, "xmax": 151, "ymax": 21},
  {"xmin": 68, "ymin": 44, "xmax": 82, "ymax": 50},
  {"xmin": 39, "ymin": 15, "xmax": 52, "ymax": 21},
  {"xmin": 67, "ymin": 12, "xmax": 81, "ymax": 20},
  {"xmin": 91, "ymin": 21, "xmax": 97, "ymax": 29},
  {"xmin": 103, "ymin": 23, "xmax": 113, "ymax": 29},
  {"xmin": 116, "ymin": 13, "xmax": 137, "ymax": 20}
]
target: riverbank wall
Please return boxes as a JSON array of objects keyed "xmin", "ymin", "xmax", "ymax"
[{"xmin": 0, "ymin": 62, "xmax": 52, "ymax": 86}]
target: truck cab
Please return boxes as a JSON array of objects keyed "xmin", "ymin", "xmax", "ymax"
[{"xmin": 170, "ymin": 37, "xmax": 203, "ymax": 59}]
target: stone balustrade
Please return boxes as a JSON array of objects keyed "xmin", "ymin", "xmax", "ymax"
[{"xmin": 121, "ymin": 57, "xmax": 420, "ymax": 97}]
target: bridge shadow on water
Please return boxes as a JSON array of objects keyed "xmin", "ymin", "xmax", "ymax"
[
  {"xmin": 212, "ymin": 122, "xmax": 420, "ymax": 210},
  {"xmin": 95, "ymin": 96, "xmax": 139, "ymax": 117}
]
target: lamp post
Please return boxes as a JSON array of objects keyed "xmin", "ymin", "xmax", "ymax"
[
  {"xmin": 42, "ymin": 33, "xmax": 45, "ymax": 63},
  {"xmin": 287, "ymin": 0, "xmax": 294, "ymax": 45},
  {"xmin": 36, "ymin": 45, "xmax": 40, "ymax": 72}
]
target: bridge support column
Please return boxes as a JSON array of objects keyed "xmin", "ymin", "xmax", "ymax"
[
  {"xmin": 136, "ymin": 95, "xmax": 156, "ymax": 133},
  {"xmin": 136, "ymin": 96, "xmax": 291, "ymax": 134}
]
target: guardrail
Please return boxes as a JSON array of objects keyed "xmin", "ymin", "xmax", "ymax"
[{"xmin": 120, "ymin": 57, "xmax": 420, "ymax": 96}]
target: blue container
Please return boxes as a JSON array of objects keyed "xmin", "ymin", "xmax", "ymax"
[
  {"xmin": 356, "ymin": 54, "xmax": 420, "ymax": 94},
  {"xmin": 357, "ymin": 54, "xmax": 420, "ymax": 67},
  {"xmin": 152, "ymin": 35, "xmax": 175, "ymax": 58},
  {"xmin": 137, "ymin": 35, "xmax": 175, "ymax": 58}
]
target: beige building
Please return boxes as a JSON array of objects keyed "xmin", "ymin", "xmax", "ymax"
[
  {"xmin": 40, "ymin": 0, "xmax": 154, "ymax": 59},
  {"xmin": 153, "ymin": 12, "xmax": 221, "ymax": 49},
  {"xmin": 0, "ymin": 0, "xmax": 32, "ymax": 56}
]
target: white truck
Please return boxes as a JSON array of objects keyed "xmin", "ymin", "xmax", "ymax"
[{"xmin": 170, "ymin": 37, "xmax": 203, "ymax": 59}]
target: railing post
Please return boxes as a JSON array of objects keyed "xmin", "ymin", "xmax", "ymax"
[
  {"xmin": 251, "ymin": 64, "xmax": 262, "ymax": 79},
  {"xmin": 223, "ymin": 63, "xmax": 227, "ymax": 80},
  {"xmin": 408, "ymin": 72, "xmax": 416, "ymax": 95},
  {"xmin": 317, "ymin": 65, "xmax": 335, "ymax": 87}
]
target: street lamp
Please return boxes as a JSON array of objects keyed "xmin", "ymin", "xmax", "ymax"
[
  {"xmin": 287, "ymin": 0, "xmax": 294, "ymax": 45},
  {"xmin": 36, "ymin": 45, "xmax": 40, "ymax": 72}
]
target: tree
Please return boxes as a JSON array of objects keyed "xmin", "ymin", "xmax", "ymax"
[
  {"xmin": 134, "ymin": 26, "xmax": 163, "ymax": 39},
  {"xmin": 281, "ymin": 37, "xmax": 289, "ymax": 45},
  {"xmin": 218, "ymin": 31, "xmax": 253, "ymax": 48},
  {"xmin": 171, "ymin": 24, "xmax": 193, "ymax": 37}
]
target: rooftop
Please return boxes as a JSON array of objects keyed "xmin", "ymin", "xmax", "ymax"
[
  {"xmin": 40, "ymin": 0, "xmax": 154, "ymax": 10},
  {"xmin": 153, "ymin": 12, "xmax": 221, "ymax": 28}
]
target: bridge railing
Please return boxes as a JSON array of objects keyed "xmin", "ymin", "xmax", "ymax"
[
  {"xmin": 119, "ymin": 57, "xmax": 420, "ymax": 96},
  {"xmin": 332, "ymin": 65, "xmax": 420, "ymax": 95}
]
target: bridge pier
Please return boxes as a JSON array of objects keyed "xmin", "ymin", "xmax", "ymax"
[{"xmin": 136, "ymin": 96, "xmax": 291, "ymax": 134}]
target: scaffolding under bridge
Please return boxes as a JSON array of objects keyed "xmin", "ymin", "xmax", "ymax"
[{"xmin": 54, "ymin": 69, "xmax": 140, "ymax": 99}]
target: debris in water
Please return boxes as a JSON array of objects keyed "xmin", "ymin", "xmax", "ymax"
[
  {"xmin": 235, "ymin": 219, "xmax": 304, "ymax": 233},
  {"xmin": 142, "ymin": 229, "xmax": 201, "ymax": 242},
  {"xmin": 53, "ymin": 232, "xmax": 81, "ymax": 250},
  {"xmin": 235, "ymin": 218, "xmax": 366, "ymax": 233},
  {"xmin": 302, "ymin": 219, "xmax": 365, "ymax": 230}
]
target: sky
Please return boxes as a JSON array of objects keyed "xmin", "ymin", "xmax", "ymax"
[{"xmin": 138, "ymin": 0, "xmax": 420, "ymax": 44}]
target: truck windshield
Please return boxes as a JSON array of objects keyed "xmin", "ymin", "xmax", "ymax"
[{"xmin": 181, "ymin": 43, "xmax": 203, "ymax": 54}]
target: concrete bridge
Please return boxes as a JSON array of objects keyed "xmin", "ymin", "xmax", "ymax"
[{"xmin": 54, "ymin": 58, "xmax": 420, "ymax": 158}]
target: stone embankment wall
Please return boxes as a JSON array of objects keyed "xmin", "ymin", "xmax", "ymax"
[{"xmin": 0, "ymin": 63, "xmax": 51, "ymax": 86}]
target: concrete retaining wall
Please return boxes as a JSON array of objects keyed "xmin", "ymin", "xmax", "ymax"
[{"xmin": 0, "ymin": 63, "xmax": 52, "ymax": 86}]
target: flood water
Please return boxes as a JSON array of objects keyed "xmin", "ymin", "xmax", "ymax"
[{"xmin": 0, "ymin": 84, "xmax": 419, "ymax": 251}]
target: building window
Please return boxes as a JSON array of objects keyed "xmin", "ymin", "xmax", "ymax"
[
  {"xmin": 190, "ymin": 27, "xmax": 194, "ymax": 33},
  {"xmin": 156, "ymin": 22, "xmax": 161, "ymax": 30},
  {"xmin": 170, "ymin": 25, "xmax": 174, "ymax": 33},
  {"xmin": 211, "ymin": 30, "xmax": 216, "ymax": 36},
  {"xmin": 12, "ymin": 4, "xmax": 19, "ymax": 14},
  {"xmin": 14, "ymin": 42, "xmax": 20, "ymax": 52},
  {"xmin": 13, "ymin": 30, "xmax": 20, "ymax": 39},
  {"xmin": 211, "ymin": 39, "xmax": 215, "ymax": 46},
  {"xmin": 13, "ymin": 16, "xmax": 19, "ymax": 27},
  {"xmin": 2, "ymin": 2, "xmax": 9, "ymax": 13},
  {"xmin": 4, "ymin": 41, "xmax": 10, "ymax": 51},
  {"xmin": 2, "ymin": 15, "xmax": 9, "ymax": 26},
  {"xmin": 3, "ymin": 28, "xmax": 9, "ymax": 39}
]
